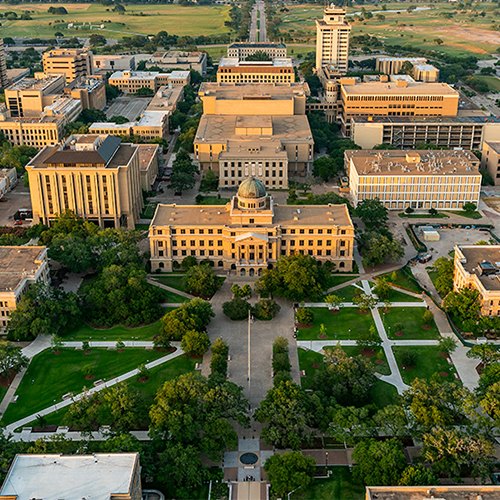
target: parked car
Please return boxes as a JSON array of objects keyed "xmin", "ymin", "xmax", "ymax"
[{"xmin": 418, "ymin": 253, "xmax": 432, "ymax": 264}]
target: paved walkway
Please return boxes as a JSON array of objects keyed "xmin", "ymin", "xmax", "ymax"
[
  {"xmin": 146, "ymin": 278, "xmax": 193, "ymax": 299},
  {"xmin": 4, "ymin": 348, "xmax": 185, "ymax": 434}
]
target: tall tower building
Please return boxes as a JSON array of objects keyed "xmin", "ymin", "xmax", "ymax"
[
  {"xmin": 315, "ymin": 5, "xmax": 351, "ymax": 75},
  {"xmin": 0, "ymin": 40, "xmax": 8, "ymax": 89},
  {"xmin": 42, "ymin": 48, "xmax": 93, "ymax": 84}
]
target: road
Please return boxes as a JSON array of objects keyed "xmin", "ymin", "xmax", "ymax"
[{"xmin": 249, "ymin": 0, "xmax": 266, "ymax": 43}]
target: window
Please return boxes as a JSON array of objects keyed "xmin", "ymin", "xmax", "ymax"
[
  {"xmin": 326, "ymin": 240, "xmax": 331, "ymax": 246},
  {"xmin": 291, "ymin": 229, "xmax": 296, "ymax": 234},
  {"xmin": 199, "ymin": 229, "xmax": 204, "ymax": 234},
  {"xmin": 190, "ymin": 240, "xmax": 195, "ymax": 246},
  {"xmin": 218, "ymin": 250, "xmax": 223, "ymax": 256},
  {"xmin": 309, "ymin": 229, "xmax": 314, "ymax": 234},
  {"xmin": 308, "ymin": 240, "xmax": 313, "ymax": 246},
  {"xmin": 200, "ymin": 241, "xmax": 205, "ymax": 246},
  {"xmin": 172, "ymin": 241, "xmax": 177, "ymax": 247},
  {"xmin": 326, "ymin": 249, "xmax": 331, "ymax": 256},
  {"xmin": 299, "ymin": 240, "xmax": 304, "ymax": 246},
  {"xmin": 317, "ymin": 250, "xmax": 322, "ymax": 256},
  {"xmin": 249, "ymin": 219, "xmax": 254, "ymax": 224},
  {"xmin": 159, "ymin": 251, "xmax": 164, "ymax": 257},
  {"xmin": 218, "ymin": 229, "xmax": 223, "ymax": 234},
  {"xmin": 218, "ymin": 240, "xmax": 223, "ymax": 246},
  {"xmin": 200, "ymin": 250, "xmax": 205, "ymax": 256},
  {"xmin": 182, "ymin": 250, "xmax": 187, "ymax": 256},
  {"xmin": 190, "ymin": 229, "xmax": 195, "ymax": 234},
  {"xmin": 209, "ymin": 240, "xmax": 214, "ymax": 246},
  {"xmin": 181, "ymin": 229, "xmax": 186, "ymax": 234},
  {"xmin": 181, "ymin": 241, "xmax": 186, "ymax": 247},
  {"xmin": 173, "ymin": 250, "xmax": 178, "ymax": 256},
  {"xmin": 172, "ymin": 229, "xmax": 177, "ymax": 235},
  {"xmin": 340, "ymin": 250, "xmax": 345, "ymax": 257},
  {"xmin": 300, "ymin": 229, "xmax": 305, "ymax": 234}
]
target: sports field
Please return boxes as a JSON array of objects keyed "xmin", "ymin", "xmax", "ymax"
[
  {"xmin": 281, "ymin": 1, "xmax": 500, "ymax": 57},
  {"xmin": 0, "ymin": 3, "xmax": 231, "ymax": 39}
]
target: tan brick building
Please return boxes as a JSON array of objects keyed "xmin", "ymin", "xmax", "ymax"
[
  {"xmin": 194, "ymin": 83, "xmax": 314, "ymax": 183},
  {"xmin": 64, "ymin": 77, "xmax": 106, "ymax": 110},
  {"xmin": 108, "ymin": 70, "xmax": 189, "ymax": 94},
  {"xmin": 227, "ymin": 42, "xmax": 287, "ymax": 60},
  {"xmin": 482, "ymin": 140, "xmax": 500, "ymax": 185},
  {"xmin": 217, "ymin": 58, "xmax": 295, "ymax": 84},
  {"xmin": 137, "ymin": 144, "xmax": 160, "ymax": 191},
  {"xmin": 42, "ymin": 48, "xmax": 94, "ymax": 84},
  {"xmin": 346, "ymin": 149, "xmax": 481, "ymax": 210},
  {"xmin": 0, "ymin": 246, "xmax": 49, "ymax": 333},
  {"xmin": 0, "ymin": 40, "xmax": 8, "ymax": 90},
  {"xmin": 149, "ymin": 178, "xmax": 354, "ymax": 274},
  {"xmin": 26, "ymin": 134, "xmax": 143, "ymax": 229},
  {"xmin": 454, "ymin": 245, "xmax": 500, "ymax": 316}
]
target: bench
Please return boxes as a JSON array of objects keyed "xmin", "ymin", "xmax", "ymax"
[
  {"xmin": 11, "ymin": 395, "xmax": 18, "ymax": 403},
  {"xmin": 195, "ymin": 363, "xmax": 202, "ymax": 370},
  {"xmin": 62, "ymin": 393, "xmax": 73, "ymax": 401},
  {"xmin": 93, "ymin": 379, "xmax": 104, "ymax": 387}
]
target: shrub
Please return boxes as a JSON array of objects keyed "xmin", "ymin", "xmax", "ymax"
[
  {"xmin": 82, "ymin": 341, "xmax": 90, "ymax": 351},
  {"xmin": 211, "ymin": 337, "xmax": 229, "ymax": 357},
  {"xmin": 423, "ymin": 310, "xmax": 434, "ymax": 326},
  {"xmin": 273, "ymin": 370, "xmax": 292, "ymax": 386},
  {"xmin": 222, "ymin": 296, "xmax": 251, "ymax": 321},
  {"xmin": 182, "ymin": 255, "xmax": 197, "ymax": 270},
  {"xmin": 295, "ymin": 307, "xmax": 313, "ymax": 325},
  {"xmin": 399, "ymin": 349, "xmax": 416, "ymax": 368},
  {"xmin": 254, "ymin": 299, "xmax": 281, "ymax": 320},
  {"xmin": 273, "ymin": 337, "xmax": 289, "ymax": 356},
  {"xmin": 82, "ymin": 364, "xmax": 93, "ymax": 376},
  {"xmin": 184, "ymin": 264, "xmax": 222, "ymax": 297},
  {"xmin": 181, "ymin": 330, "xmax": 211, "ymax": 357},
  {"xmin": 393, "ymin": 322, "xmax": 405, "ymax": 334},
  {"xmin": 210, "ymin": 352, "xmax": 228, "ymax": 376},
  {"xmin": 272, "ymin": 352, "xmax": 291, "ymax": 374}
]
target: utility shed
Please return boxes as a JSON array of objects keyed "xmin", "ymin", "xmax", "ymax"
[{"xmin": 421, "ymin": 226, "xmax": 440, "ymax": 241}]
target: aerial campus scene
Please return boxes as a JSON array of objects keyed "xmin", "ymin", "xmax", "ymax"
[{"xmin": 2, "ymin": 0, "xmax": 500, "ymax": 499}]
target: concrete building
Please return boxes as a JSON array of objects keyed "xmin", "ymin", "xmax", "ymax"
[
  {"xmin": 5, "ymin": 68, "xmax": 30, "ymax": 86},
  {"xmin": 376, "ymin": 57, "xmax": 440, "ymax": 83},
  {"xmin": 63, "ymin": 77, "xmax": 106, "ymax": 110},
  {"xmin": 149, "ymin": 178, "xmax": 354, "ymax": 273},
  {"xmin": 5, "ymin": 74, "xmax": 66, "ymax": 117},
  {"xmin": 454, "ymin": 245, "xmax": 500, "ymax": 316},
  {"xmin": 138, "ymin": 144, "xmax": 160, "ymax": 191},
  {"xmin": 42, "ymin": 48, "xmax": 93, "ymax": 84},
  {"xmin": 93, "ymin": 54, "xmax": 136, "ymax": 73},
  {"xmin": 217, "ymin": 58, "xmax": 295, "ymax": 84},
  {"xmin": 346, "ymin": 149, "xmax": 481, "ymax": 210},
  {"xmin": 350, "ymin": 115, "xmax": 500, "ymax": 150},
  {"xmin": 482, "ymin": 140, "xmax": 500, "ymax": 185},
  {"xmin": 0, "ymin": 246, "xmax": 49, "ymax": 333},
  {"xmin": 41, "ymin": 95, "xmax": 82, "ymax": 123},
  {"xmin": 167, "ymin": 70, "xmax": 191, "ymax": 87},
  {"xmin": 316, "ymin": 6, "xmax": 351, "ymax": 75},
  {"xmin": 0, "ymin": 453, "xmax": 142, "ymax": 500},
  {"xmin": 227, "ymin": 42, "xmax": 287, "ymax": 60},
  {"xmin": 26, "ymin": 134, "xmax": 143, "ymax": 229},
  {"xmin": 194, "ymin": 83, "xmax": 314, "ymax": 183},
  {"xmin": 0, "ymin": 40, "xmax": 7, "ymax": 90},
  {"xmin": 340, "ymin": 79, "xmax": 459, "ymax": 135},
  {"xmin": 0, "ymin": 167, "xmax": 17, "ymax": 199},
  {"xmin": 108, "ymin": 70, "xmax": 189, "ymax": 94},
  {"xmin": 366, "ymin": 486, "xmax": 500, "ymax": 500},
  {"xmin": 146, "ymin": 51, "xmax": 207, "ymax": 75}
]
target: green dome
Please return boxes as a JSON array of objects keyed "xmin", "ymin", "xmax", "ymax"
[{"xmin": 238, "ymin": 178, "xmax": 267, "ymax": 200}]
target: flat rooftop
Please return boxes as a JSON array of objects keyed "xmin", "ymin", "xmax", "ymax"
[
  {"xmin": 0, "ymin": 453, "xmax": 139, "ymax": 500},
  {"xmin": 147, "ymin": 86, "xmax": 183, "ymax": 111},
  {"xmin": 352, "ymin": 115, "xmax": 500, "ymax": 125},
  {"xmin": 137, "ymin": 111, "xmax": 166, "ymax": 127},
  {"xmin": 199, "ymin": 82, "xmax": 309, "ymax": 99},
  {"xmin": 414, "ymin": 62, "xmax": 438, "ymax": 71},
  {"xmin": 195, "ymin": 114, "xmax": 313, "ymax": 144},
  {"xmin": 376, "ymin": 56, "xmax": 427, "ymax": 62},
  {"xmin": 229, "ymin": 42, "xmax": 286, "ymax": 48},
  {"xmin": 457, "ymin": 245, "xmax": 500, "ymax": 291},
  {"xmin": 109, "ymin": 71, "xmax": 158, "ymax": 80},
  {"xmin": 485, "ymin": 141, "xmax": 500, "ymax": 154},
  {"xmin": 220, "ymin": 139, "xmax": 287, "ymax": 160},
  {"xmin": 366, "ymin": 485, "xmax": 500, "ymax": 500},
  {"xmin": 90, "ymin": 122, "xmax": 132, "ymax": 130},
  {"xmin": 151, "ymin": 202, "xmax": 352, "ymax": 227},
  {"xmin": 341, "ymin": 81, "xmax": 458, "ymax": 96},
  {"xmin": 219, "ymin": 57, "xmax": 293, "ymax": 68},
  {"xmin": 7, "ymin": 74, "xmax": 62, "ymax": 92},
  {"xmin": 137, "ymin": 144, "xmax": 158, "ymax": 171},
  {"xmin": 0, "ymin": 116, "xmax": 62, "ymax": 124},
  {"xmin": 168, "ymin": 70, "xmax": 190, "ymax": 79},
  {"xmin": 346, "ymin": 149, "xmax": 480, "ymax": 176},
  {"xmin": 0, "ymin": 246, "xmax": 46, "ymax": 292}
]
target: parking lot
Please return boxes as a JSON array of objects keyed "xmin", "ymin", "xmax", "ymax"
[
  {"xmin": 0, "ymin": 185, "xmax": 32, "ymax": 227},
  {"xmin": 105, "ymin": 97, "xmax": 150, "ymax": 121}
]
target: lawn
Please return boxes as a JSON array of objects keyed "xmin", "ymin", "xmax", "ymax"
[
  {"xmin": 392, "ymin": 345, "xmax": 458, "ymax": 385},
  {"xmin": 444, "ymin": 210, "xmax": 482, "ymax": 219},
  {"xmin": 471, "ymin": 75, "xmax": 500, "ymax": 93},
  {"xmin": 0, "ymin": 3, "xmax": 231, "ymax": 38},
  {"xmin": 65, "ymin": 319, "xmax": 166, "ymax": 341},
  {"xmin": 381, "ymin": 307, "xmax": 440, "ymax": 340},
  {"xmin": 327, "ymin": 274, "xmax": 358, "ymax": 289},
  {"xmin": 329, "ymin": 283, "xmax": 365, "ymax": 302},
  {"xmin": 379, "ymin": 268, "xmax": 422, "ymax": 294},
  {"xmin": 297, "ymin": 307, "xmax": 376, "ymax": 341},
  {"xmin": 398, "ymin": 213, "xmax": 449, "ymax": 219},
  {"xmin": 152, "ymin": 275, "xmax": 189, "ymax": 292},
  {"xmin": 291, "ymin": 466, "xmax": 364, "ymax": 500},
  {"xmin": 134, "ymin": 223, "xmax": 151, "ymax": 231},
  {"xmin": 2, "ymin": 348, "xmax": 166, "ymax": 426},
  {"xmin": 140, "ymin": 203, "xmax": 159, "ymax": 219},
  {"xmin": 382, "ymin": 287, "xmax": 423, "ymax": 303}
]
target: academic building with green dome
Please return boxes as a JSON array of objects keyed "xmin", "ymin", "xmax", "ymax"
[{"xmin": 149, "ymin": 178, "xmax": 354, "ymax": 275}]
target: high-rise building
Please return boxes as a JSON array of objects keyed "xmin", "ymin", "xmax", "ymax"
[
  {"xmin": 42, "ymin": 48, "xmax": 93, "ymax": 84},
  {"xmin": 316, "ymin": 6, "xmax": 351, "ymax": 75},
  {"xmin": 0, "ymin": 39, "xmax": 8, "ymax": 90}
]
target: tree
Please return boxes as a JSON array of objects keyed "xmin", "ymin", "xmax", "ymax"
[
  {"xmin": 422, "ymin": 310, "xmax": 434, "ymax": 326},
  {"xmin": 324, "ymin": 294, "xmax": 342, "ymax": 311},
  {"xmin": 102, "ymin": 382, "xmax": 144, "ymax": 433},
  {"xmin": 181, "ymin": 255, "xmax": 197, "ymax": 270},
  {"xmin": 255, "ymin": 381, "xmax": 312, "ymax": 450},
  {"xmin": 295, "ymin": 307, "xmax": 313, "ymax": 325},
  {"xmin": 312, "ymin": 157, "xmax": 338, "ymax": 181},
  {"xmin": 443, "ymin": 287, "xmax": 481, "ymax": 321},
  {"xmin": 352, "ymin": 438, "xmax": 407, "ymax": 486},
  {"xmin": 105, "ymin": 84, "xmax": 121, "ymax": 101},
  {"xmin": 168, "ymin": 149, "xmax": 199, "ymax": 194},
  {"xmin": 373, "ymin": 277, "xmax": 391, "ymax": 300},
  {"xmin": 50, "ymin": 335, "xmax": 64, "ymax": 353},
  {"xmin": 463, "ymin": 202, "xmax": 477, "ymax": 213},
  {"xmin": 7, "ymin": 283, "xmax": 82, "ymax": 341},
  {"xmin": 108, "ymin": 115, "xmax": 129, "ymax": 124},
  {"xmin": 211, "ymin": 337, "xmax": 229, "ymax": 358},
  {"xmin": 399, "ymin": 349, "xmax": 417, "ymax": 368},
  {"xmin": 158, "ymin": 306, "xmax": 197, "ymax": 342},
  {"xmin": 373, "ymin": 405, "xmax": 410, "ymax": 438},
  {"xmin": 0, "ymin": 342, "xmax": 28, "ymax": 379},
  {"xmin": 433, "ymin": 257, "xmax": 454, "ymax": 296},
  {"xmin": 231, "ymin": 284, "xmax": 242, "ymax": 297},
  {"xmin": 264, "ymin": 452, "xmax": 316, "ymax": 498},
  {"xmin": 184, "ymin": 298, "xmax": 215, "ymax": 330},
  {"xmin": 353, "ymin": 292, "xmax": 377, "ymax": 313},
  {"xmin": 245, "ymin": 50, "xmax": 272, "ymax": 61},
  {"xmin": 399, "ymin": 61, "xmax": 414, "ymax": 76},
  {"xmin": 79, "ymin": 108, "xmax": 107, "ymax": 125},
  {"xmin": 222, "ymin": 296, "xmax": 251, "ymax": 321},
  {"xmin": 434, "ymin": 37, "xmax": 444, "ymax": 45},
  {"xmin": 254, "ymin": 299, "xmax": 280, "ymax": 320},
  {"xmin": 359, "ymin": 231, "xmax": 404, "ymax": 267},
  {"xmin": 467, "ymin": 343, "xmax": 500, "ymax": 367},
  {"xmin": 327, "ymin": 405, "xmax": 373, "ymax": 446},
  {"xmin": 356, "ymin": 198, "xmax": 388, "ymax": 228},
  {"xmin": 357, "ymin": 325, "xmax": 382, "ymax": 353},
  {"xmin": 184, "ymin": 265, "xmax": 221, "ymax": 298},
  {"xmin": 89, "ymin": 34, "xmax": 107, "ymax": 46},
  {"xmin": 63, "ymin": 390, "xmax": 102, "ymax": 437},
  {"xmin": 181, "ymin": 330, "xmax": 211, "ymax": 357},
  {"xmin": 399, "ymin": 465, "xmax": 439, "ymax": 486},
  {"xmin": 438, "ymin": 336, "xmax": 458, "ymax": 355},
  {"xmin": 241, "ymin": 284, "xmax": 252, "ymax": 298}
]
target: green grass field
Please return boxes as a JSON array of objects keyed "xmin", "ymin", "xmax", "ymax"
[
  {"xmin": 297, "ymin": 307, "xmax": 376, "ymax": 341},
  {"xmin": 0, "ymin": 3, "xmax": 231, "ymax": 39},
  {"xmin": 379, "ymin": 269, "xmax": 422, "ymax": 294},
  {"xmin": 291, "ymin": 467, "xmax": 364, "ymax": 500},
  {"xmin": 153, "ymin": 275, "xmax": 188, "ymax": 292},
  {"xmin": 65, "ymin": 319, "xmax": 168, "ymax": 341},
  {"xmin": 2, "ymin": 348, "xmax": 166, "ymax": 426},
  {"xmin": 327, "ymin": 274, "xmax": 358, "ymax": 289},
  {"xmin": 330, "ymin": 283, "xmax": 364, "ymax": 302},
  {"xmin": 471, "ymin": 75, "xmax": 500, "ymax": 92},
  {"xmin": 382, "ymin": 307, "xmax": 440, "ymax": 340},
  {"xmin": 392, "ymin": 345, "xmax": 458, "ymax": 385}
]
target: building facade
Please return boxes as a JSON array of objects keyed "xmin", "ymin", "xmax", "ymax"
[
  {"xmin": 346, "ymin": 149, "xmax": 481, "ymax": 210},
  {"xmin": 0, "ymin": 246, "xmax": 49, "ymax": 333},
  {"xmin": 375, "ymin": 57, "xmax": 440, "ymax": 83},
  {"xmin": 138, "ymin": 144, "xmax": 160, "ymax": 191},
  {"xmin": 26, "ymin": 134, "xmax": 143, "ymax": 229},
  {"xmin": 482, "ymin": 140, "xmax": 500, "ymax": 185},
  {"xmin": 146, "ymin": 51, "xmax": 207, "ymax": 75},
  {"xmin": 453, "ymin": 245, "xmax": 500, "ymax": 316},
  {"xmin": 42, "ymin": 48, "xmax": 93, "ymax": 83},
  {"xmin": 93, "ymin": 54, "xmax": 136, "ymax": 73},
  {"xmin": 366, "ymin": 486, "xmax": 500, "ymax": 500},
  {"xmin": 227, "ymin": 42, "xmax": 287, "ymax": 60},
  {"xmin": 149, "ymin": 178, "xmax": 354, "ymax": 274},
  {"xmin": 316, "ymin": 6, "xmax": 351, "ymax": 75},
  {"xmin": 64, "ymin": 77, "xmax": 106, "ymax": 110},
  {"xmin": 217, "ymin": 58, "xmax": 295, "ymax": 84},
  {"xmin": 0, "ymin": 40, "xmax": 7, "ymax": 90},
  {"xmin": 0, "ymin": 453, "xmax": 142, "ymax": 500}
]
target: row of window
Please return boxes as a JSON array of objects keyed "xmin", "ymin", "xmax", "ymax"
[
  {"xmin": 162, "ymin": 228, "xmax": 347, "ymax": 236},
  {"xmin": 162, "ymin": 248, "xmax": 345, "ymax": 259}
]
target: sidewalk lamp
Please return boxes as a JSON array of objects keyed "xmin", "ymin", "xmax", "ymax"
[{"xmin": 348, "ymin": 329, "xmax": 351, "ymax": 340}]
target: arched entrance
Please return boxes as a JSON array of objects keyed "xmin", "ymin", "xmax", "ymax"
[
  {"xmin": 231, "ymin": 264, "xmax": 236, "ymax": 270},
  {"xmin": 249, "ymin": 269, "xmax": 255, "ymax": 277},
  {"xmin": 240, "ymin": 269, "xmax": 246, "ymax": 276}
]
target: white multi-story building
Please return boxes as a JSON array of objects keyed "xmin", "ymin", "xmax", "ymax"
[{"xmin": 316, "ymin": 6, "xmax": 351, "ymax": 75}]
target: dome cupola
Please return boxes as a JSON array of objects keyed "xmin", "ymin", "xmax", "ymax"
[{"xmin": 237, "ymin": 178, "xmax": 267, "ymax": 210}]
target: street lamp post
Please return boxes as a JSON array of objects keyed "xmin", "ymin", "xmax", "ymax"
[{"xmin": 248, "ymin": 309, "xmax": 251, "ymax": 397}]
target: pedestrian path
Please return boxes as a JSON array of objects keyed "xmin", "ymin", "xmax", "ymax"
[
  {"xmin": 3, "ymin": 348, "xmax": 185, "ymax": 434},
  {"xmin": 146, "ymin": 278, "xmax": 193, "ymax": 299}
]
